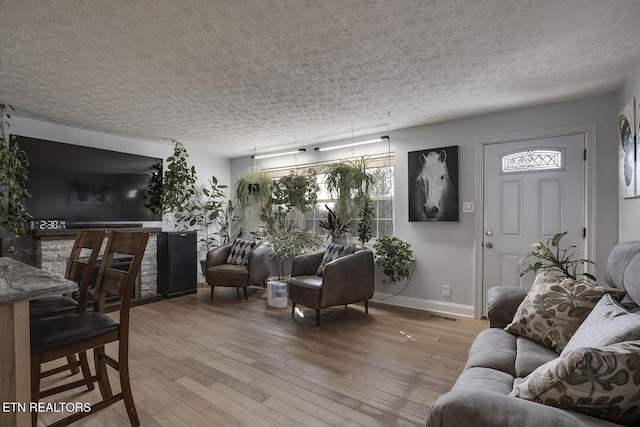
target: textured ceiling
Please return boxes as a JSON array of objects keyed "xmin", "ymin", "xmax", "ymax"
[{"xmin": 1, "ymin": 1, "xmax": 639, "ymax": 158}]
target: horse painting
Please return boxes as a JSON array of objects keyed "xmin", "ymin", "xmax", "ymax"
[{"xmin": 409, "ymin": 146, "xmax": 459, "ymax": 221}]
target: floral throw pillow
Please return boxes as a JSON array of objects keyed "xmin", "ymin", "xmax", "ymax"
[
  {"xmin": 511, "ymin": 341, "xmax": 640, "ymax": 424},
  {"xmin": 504, "ymin": 272, "xmax": 626, "ymax": 353},
  {"xmin": 226, "ymin": 238, "xmax": 260, "ymax": 266}
]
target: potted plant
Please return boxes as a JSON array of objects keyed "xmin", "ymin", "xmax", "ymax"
[
  {"xmin": 235, "ymin": 167, "xmax": 272, "ymax": 235},
  {"xmin": 519, "ymin": 231, "xmax": 596, "ymax": 283},
  {"xmin": 325, "ymin": 157, "xmax": 374, "ymax": 239},
  {"xmin": 259, "ymin": 169, "xmax": 321, "ymax": 277},
  {"xmin": 319, "ymin": 205, "xmax": 349, "ymax": 243},
  {"xmin": 373, "ymin": 236, "xmax": 414, "ymax": 284},
  {"xmin": 146, "ymin": 139, "xmax": 197, "ymax": 216},
  {"xmin": 357, "ymin": 196, "xmax": 374, "ymax": 246},
  {"xmin": 0, "ymin": 104, "xmax": 31, "ymax": 255},
  {"xmin": 214, "ymin": 200, "xmax": 240, "ymax": 245},
  {"xmin": 172, "ymin": 176, "xmax": 228, "ymax": 253}
]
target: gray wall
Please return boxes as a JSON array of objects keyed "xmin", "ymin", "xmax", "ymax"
[
  {"xmin": 232, "ymin": 93, "xmax": 620, "ymax": 316},
  {"xmin": 617, "ymin": 62, "xmax": 640, "ymax": 240}
]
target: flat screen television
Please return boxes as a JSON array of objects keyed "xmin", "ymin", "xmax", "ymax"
[{"xmin": 11, "ymin": 135, "xmax": 163, "ymax": 226}]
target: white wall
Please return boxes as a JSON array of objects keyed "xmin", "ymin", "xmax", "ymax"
[
  {"xmin": 617, "ymin": 62, "xmax": 640, "ymax": 241},
  {"xmin": 231, "ymin": 93, "xmax": 620, "ymax": 316},
  {"xmin": 9, "ymin": 116, "xmax": 232, "ymax": 232}
]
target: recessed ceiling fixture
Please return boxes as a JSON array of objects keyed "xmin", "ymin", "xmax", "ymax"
[
  {"xmin": 314, "ymin": 135, "xmax": 389, "ymax": 152},
  {"xmin": 251, "ymin": 148, "xmax": 306, "ymax": 159}
]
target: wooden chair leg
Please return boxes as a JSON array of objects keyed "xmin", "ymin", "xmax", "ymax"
[
  {"xmin": 291, "ymin": 302, "xmax": 296, "ymax": 317},
  {"xmin": 316, "ymin": 309, "xmax": 320, "ymax": 329},
  {"xmin": 31, "ymin": 354, "xmax": 41, "ymax": 427},
  {"xmin": 243, "ymin": 287, "xmax": 248, "ymax": 302},
  {"xmin": 78, "ymin": 351, "xmax": 94, "ymax": 391},
  {"xmin": 119, "ymin": 348, "xmax": 140, "ymax": 426},
  {"xmin": 210, "ymin": 285, "xmax": 214, "ymax": 299},
  {"xmin": 364, "ymin": 300, "xmax": 369, "ymax": 317},
  {"xmin": 94, "ymin": 346, "xmax": 113, "ymax": 400},
  {"xmin": 67, "ymin": 354, "xmax": 80, "ymax": 374}
]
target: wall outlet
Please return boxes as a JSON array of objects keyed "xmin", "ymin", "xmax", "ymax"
[
  {"xmin": 442, "ymin": 285, "xmax": 451, "ymax": 297},
  {"xmin": 463, "ymin": 202, "xmax": 474, "ymax": 213}
]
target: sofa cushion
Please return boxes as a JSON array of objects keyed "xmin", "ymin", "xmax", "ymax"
[
  {"xmin": 315, "ymin": 243, "xmax": 355, "ymax": 276},
  {"xmin": 511, "ymin": 341, "xmax": 640, "ymax": 425},
  {"xmin": 561, "ymin": 294, "xmax": 640, "ymax": 356},
  {"xmin": 452, "ymin": 367, "xmax": 515, "ymax": 395},
  {"xmin": 226, "ymin": 238, "xmax": 260, "ymax": 266},
  {"xmin": 464, "ymin": 328, "xmax": 517, "ymax": 376},
  {"xmin": 504, "ymin": 272, "xmax": 626, "ymax": 353},
  {"xmin": 515, "ymin": 336, "xmax": 559, "ymax": 378}
]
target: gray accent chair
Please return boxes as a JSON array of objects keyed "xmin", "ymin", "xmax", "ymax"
[
  {"xmin": 205, "ymin": 241, "xmax": 270, "ymax": 302},
  {"xmin": 288, "ymin": 246, "xmax": 374, "ymax": 328},
  {"xmin": 426, "ymin": 241, "xmax": 640, "ymax": 427}
]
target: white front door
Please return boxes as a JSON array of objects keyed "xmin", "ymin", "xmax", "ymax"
[{"xmin": 482, "ymin": 134, "xmax": 586, "ymax": 314}]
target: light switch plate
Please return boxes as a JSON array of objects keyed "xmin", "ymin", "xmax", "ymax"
[{"xmin": 463, "ymin": 202, "xmax": 474, "ymax": 213}]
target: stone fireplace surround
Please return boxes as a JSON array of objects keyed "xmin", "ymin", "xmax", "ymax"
[{"xmin": 21, "ymin": 227, "xmax": 161, "ymax": 303}]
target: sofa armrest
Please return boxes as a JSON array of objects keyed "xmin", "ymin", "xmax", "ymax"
[
  {"xmin": 291, "ymin": 250, "xmax": 325, "ymax": 276},
  {"xmin": 487, "ymin": 286, "xmax": 529, "ymax": 328},
  {"xmin": 426, "ymin": 390, "xmax": 621, "ymax": 427}
]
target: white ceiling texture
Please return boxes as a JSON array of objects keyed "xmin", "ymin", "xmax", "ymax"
[{"xmin": 1, "ymin": 0, "xmax": 639, "ymax": 158}]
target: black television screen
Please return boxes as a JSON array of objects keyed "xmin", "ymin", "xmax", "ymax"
[{"xmin": 12, "ymin": 135, "xmax": 163, "ymax": 225}]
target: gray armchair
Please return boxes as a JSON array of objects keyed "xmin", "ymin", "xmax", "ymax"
[
  {"xmin": 205, "ymin": 241, "xmax": 270, "ymax": 302},
  {"xmin": 288, "ymin": 246, "xmax": 374, "ymax": 328}
]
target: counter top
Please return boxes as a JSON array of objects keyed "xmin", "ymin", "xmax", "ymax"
[{"xmin": 0, "ymin": 257, "xmax": 77, "ymax": 305}]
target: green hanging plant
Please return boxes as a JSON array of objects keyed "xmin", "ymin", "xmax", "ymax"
[{"xmin": 0, "ymin": 104, "xmax": 31, "ymax": 254}]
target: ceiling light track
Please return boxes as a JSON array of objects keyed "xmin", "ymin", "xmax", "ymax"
[
  {"xmin": 314, "ymin": 135, "xmax": 389, "ymax": 152},
  {"xmin": 251, "ymin": 148, "xmax": 306, "ymax": 159}
]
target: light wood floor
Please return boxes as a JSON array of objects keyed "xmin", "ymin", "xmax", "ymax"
[{"xmin": 36, "ymin": 286, "xmax": 488, "ymax": 426}]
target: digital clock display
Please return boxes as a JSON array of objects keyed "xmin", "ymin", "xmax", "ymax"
[{"xmin": 31, "ymin": 219, "xmax": 67, "ymax": 230}]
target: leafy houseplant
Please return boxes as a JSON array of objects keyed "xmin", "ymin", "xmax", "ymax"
[
  {"xmin": 357, "ymin": 196, "xmax": 374, "ymax": 246},
  {"xmin": 149, "ymin": 140, "xmax": 197, "ymax": 215},
  {"xmin": 319, "ymin": 205, "xmax": 349, "ymax": 241},
  {"xmin": 325, "ymin": 157, "xmax": 374, "ymax": 240},
  {"xmin": 0, "ymin": 104, "xmax": 31, "ymax": 254},
  {"xmin": 172, "ymin": 176, "xmax": 228, "ymax": 252},
  {"xmin": 271, "ymin": 169, "xmax": 319, "ymax": 213},
  {"xmin": 235, "ymin": 167, "xmax": 272, "ymax": 235},
  {"xmin": 519, "ymin": 231, "xmax": 596, "ymax": 283},
  {"xmin": 373, "ymin": 236, "xmax": 414, "ymax": 284}
]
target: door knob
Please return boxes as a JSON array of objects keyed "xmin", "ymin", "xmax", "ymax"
[
  {"xmin": 485, "ymin": 242, "xmax": 493, "ymax": 248},
  {"xmin": 486, "ymin": 230, "xmax": 493, "ymax": 236}
]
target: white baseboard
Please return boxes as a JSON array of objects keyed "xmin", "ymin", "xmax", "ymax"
[{"xmin": 372, "ymin": 292, "xmax": 475, "ymax": 318}]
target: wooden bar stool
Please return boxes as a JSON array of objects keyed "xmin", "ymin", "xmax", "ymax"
[
  {"xmin": 30, "ymin": 231, "xmax": 149, "ymax": 427},
  {"xmin": 29, "ymin": 229, "xmax": 105, "ymax": 384}
]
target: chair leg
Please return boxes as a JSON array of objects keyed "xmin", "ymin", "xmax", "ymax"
[
  {"xmin": 291, "ymin": 302, "xmax": 296, "ymax": 317},
  {"xmin": 78, "ymin": 351, "xmax": 95, "ymax": 391},
  {"xmin": 31, "ymin": 354, "xmax": 42, "ymax": 427},
  {"xmin": 316, "ymin": 309, "xmax": 320, "ymax": 329},
  {"xmin": 243, "ymin": 287, "xmax": 248, "ymax": 302},
  {"xmin": 67, "ymin": 354, "xmax": 80, "ymax": 374},
  {"xmin": 210, "ymin": 285, "xmax": 214, "ymax": 299},
  {"xmin": 119, "ymin": 347, "xmax": 140, "ymax": 426},
  {"xmin": 94, "ymin": 346, "xmax": 113, "ymax": 400},
  {"xmin": 364, "ymin": 300, "xmax": 369, "ymax": 317}
]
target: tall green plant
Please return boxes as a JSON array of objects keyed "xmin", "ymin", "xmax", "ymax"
[
  {"xmin": 173, "ymin": 176, "xmax": 228, "ymax": 251},
  {"xmin": 0, "ymin": 104, "xmax": 31, "ymax": 254},
  {"xmin": 160, "ymin": 140, "xmax": 197, "ymax": 214},
  {"xmin": 357, "ymin": 196, "xmax": 374, "ymax": 246}
]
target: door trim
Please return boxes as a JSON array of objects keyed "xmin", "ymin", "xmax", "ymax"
[{"xmin": 473, "ymin": 124, "xmax": 597, "ymax": 318}]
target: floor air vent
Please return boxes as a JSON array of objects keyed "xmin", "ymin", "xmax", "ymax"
[{"xmin": 428, "ymin": 314, "xmax": 458, "ymax": 322}]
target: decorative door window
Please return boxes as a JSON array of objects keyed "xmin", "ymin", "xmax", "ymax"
[{"xmin": 501, "ymin": 149, "xmax": 564, "ymax": 173}]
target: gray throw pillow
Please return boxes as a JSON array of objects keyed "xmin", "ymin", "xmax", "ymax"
[
  {"xmin": 561, "ymin": 293, "xmax": 640, "ymax": 356},
  {"xmin": 315, "ymin": 244, "xmax": 355, "ymax": 276}
]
